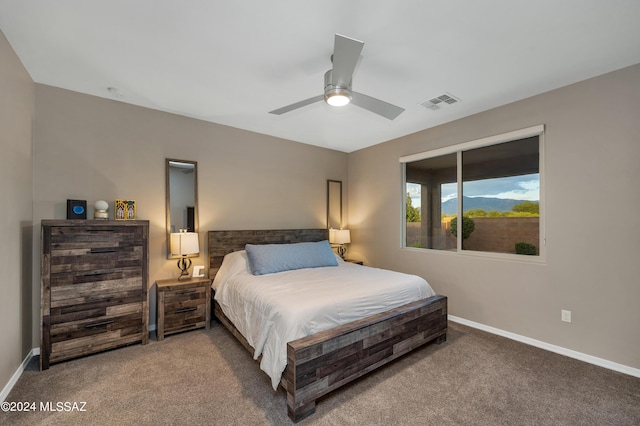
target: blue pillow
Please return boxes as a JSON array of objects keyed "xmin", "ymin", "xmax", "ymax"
[{"xmin": 245, "ymin": 240, "xmax": 338, "ymax": 275}]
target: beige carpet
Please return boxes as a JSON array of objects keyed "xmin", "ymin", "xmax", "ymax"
[{"xmin": 4, "ymin": 321, "xmax": 640, "ymax": 425}]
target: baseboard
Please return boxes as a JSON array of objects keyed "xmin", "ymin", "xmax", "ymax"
[
  {"xmin": 448, "ymin": 315, "xmax": 640, "ymax": 379},
  {"xmin": 1, "ymin": 347, "xmax": 39, "ymax": 402}
]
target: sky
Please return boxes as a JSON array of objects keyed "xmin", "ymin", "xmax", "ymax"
[{"xmin": 407, "ymin": 173, "xmax": 539, "ymax": 207}]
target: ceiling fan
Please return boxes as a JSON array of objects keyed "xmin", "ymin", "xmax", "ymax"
[{"xmin": 269, "ymin": 34, "xmax": 405, "ymax": 120}]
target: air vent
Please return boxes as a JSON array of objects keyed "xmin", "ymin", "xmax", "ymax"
[{"xmin": 420, "ymin": 92, "xmax": 460, "ymax": 111}]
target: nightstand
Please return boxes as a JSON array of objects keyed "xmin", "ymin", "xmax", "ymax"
[
  {"xmin": 345, "ymin": 259, "xmax": 363, "ymax": 265},
  {"xmin": 156, "ymin": 277, "xmax": 212, "ymax": 340}
]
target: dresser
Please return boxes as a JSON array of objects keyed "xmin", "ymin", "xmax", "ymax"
[
  {"xmin": 40, "ymin": 220, "xmax": 149, "ymax": 369},
  {"xmin": 156, "ymin": 277, "xmax": 211, "ymax": 340}
]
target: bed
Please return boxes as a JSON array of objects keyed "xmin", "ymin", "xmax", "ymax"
[{"xmin": 208, "ymin": 229, "xmax": 447, "ymax": 422}]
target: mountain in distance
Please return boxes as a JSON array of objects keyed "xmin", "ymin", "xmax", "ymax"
[{"xmin": 441, "ymin": 196, "xmax": 535, "ymax": 215}]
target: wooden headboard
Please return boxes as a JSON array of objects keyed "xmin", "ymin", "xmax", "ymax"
[{"xmin": 208, "ymin": 229, "xmax": 329, "ymax": 279}]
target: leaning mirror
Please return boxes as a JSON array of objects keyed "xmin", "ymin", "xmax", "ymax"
[
  {"xmin": 327, "ymin": 180, "xmax": 342, "ymax": 229},
  {"xmin": 166, "ymin": 159, "xmax": 199, "ymax": 259}
]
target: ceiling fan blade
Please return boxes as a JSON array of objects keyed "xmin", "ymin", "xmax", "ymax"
[
  {"xmin": 331, "ymin": 34, "xmax": 364, "ymax": 88},
  {"xmin": 268, "ymin": 95, "xmax": 324, "ymax": 115},
  {"xmin": 351, "ymin": 92, "xmax": 405, "ymax": 120}
]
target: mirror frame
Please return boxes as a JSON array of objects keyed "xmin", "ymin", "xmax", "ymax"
[
  {"xmin": 327, "ymin": 180, "xmax": 342, "ymax": 229},
  {"xmin": 166, "ymin": 159, "xmax": 199, "ymax": 259}
]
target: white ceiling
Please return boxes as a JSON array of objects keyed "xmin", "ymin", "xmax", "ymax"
[{"xmin": 1, "ymin": 1, "xmax": 639, "ymax": 153}]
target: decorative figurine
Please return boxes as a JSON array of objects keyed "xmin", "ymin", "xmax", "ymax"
[{"xmin": 94, "ymin": 200, "xmax": 109, "ymax": 220}]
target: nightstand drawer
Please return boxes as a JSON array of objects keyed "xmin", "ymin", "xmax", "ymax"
[
  {"xmin": 164, "ymin": 303, "xmax": 207, "ymax": 334},
  {"xmin": 163, "ymin": 286, "xmax": 206, "ymax": 305}
]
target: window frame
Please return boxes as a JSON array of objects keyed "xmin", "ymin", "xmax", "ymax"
[{"xmin": 400, "ymin": 125, "xmax": 545, "ymax": 262}]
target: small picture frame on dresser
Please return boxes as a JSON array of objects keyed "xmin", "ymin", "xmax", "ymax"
[
  {"xmin": 115, "ymin": 199, "xmax": 136, "ymax": 220},
  {"xmin": 66, "ymin": 199, "xmax": 87, "ymax": 219},
  {"xmin": 192, "ymin": 265, "xmax": 205, "ymax": 278}
]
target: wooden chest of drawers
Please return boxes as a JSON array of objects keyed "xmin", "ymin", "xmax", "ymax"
[
  {"xmin": 40, "ymin": 220, "xmax": 149, "ymax": 369},
  {"xmin": 156, "ymin": 277, "xmax": 211, "ymax": 340}
]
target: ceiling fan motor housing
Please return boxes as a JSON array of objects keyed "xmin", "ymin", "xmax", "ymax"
[{"xmin": 324, "ymin": 70, "xmax": 352, "ymax": 106}]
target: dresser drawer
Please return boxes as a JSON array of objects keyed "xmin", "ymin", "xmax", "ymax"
[
  {"xmin": 49, "ymin": 224, "xmax": 144, "ymax": 247},
  {"xmin": 48, "ymin": 224, "xmax": 144, "ymax": 273},
  {"xmin": 50, "ymin": 267, "xmax": 142, "ymax": 303},
  {"xmin": 50, "ymin": 291, "xmax": 144, "ymax": 324},
  {"xmin": 49, "ymin": 303, "xmax": 144, "ymax": 363},
  {"xmin": 50, "ymin": 245, "xmax": 144, "ymax": 274}
]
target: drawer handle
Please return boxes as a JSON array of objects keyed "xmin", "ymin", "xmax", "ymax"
[
  {"xmin": 175, "ymin": 307, "xmax": 197, "ymax": 314},
  {"xmin": 84, "ymin": 320, "xmax": 115, "ymax": 328},
  {"xmin": 80, "ymin": 271, "xmax": 110, "ymax": 277},
  {"xmin": 90, "ymin": 248, "xmax": 117, "ymax": 254}
]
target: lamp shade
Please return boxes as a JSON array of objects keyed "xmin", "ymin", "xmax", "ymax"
[
  {"xmin": 329, "ymin": 229, "xmax": 351, "ymax": 245},
  {"xmin": 170, "ymin": 232, "xmax": 199, "ymax": 256}
]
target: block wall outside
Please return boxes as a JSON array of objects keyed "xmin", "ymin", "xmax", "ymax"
[{"xmin": 406, "ymin": 217, "xmax": 539, "ymax": 254}]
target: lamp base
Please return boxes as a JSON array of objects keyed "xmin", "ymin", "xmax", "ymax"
[
  {"xmin": 177, "ymin": 256, "xmax": 192, "ymax": 280},
  {"xmin": 337, "ymin": 245, "xmax": 347, "ymax": 260}
]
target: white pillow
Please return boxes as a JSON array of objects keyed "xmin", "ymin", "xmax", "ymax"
[{"xmin": 212, "ymin": 250, "xmax": 250, "ymax": 291}]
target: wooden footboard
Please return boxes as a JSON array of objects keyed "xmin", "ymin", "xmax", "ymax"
[
  {"xmin": 282, "ymin": 295, "xmax": 447, "ymax": 421},
  {"xmin": 214, "ymin": 295, "xmax": 447, "ymax": 422}
]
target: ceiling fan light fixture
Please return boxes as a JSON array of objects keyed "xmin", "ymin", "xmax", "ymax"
[{"xmin": 325, "ymin": 87, "xmax": 352, "ymax": 107}]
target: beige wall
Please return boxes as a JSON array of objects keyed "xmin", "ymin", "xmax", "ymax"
[
  {"xmin": 0, "ymin": 30, "xmax": 34, "ymax": 393},
  {"xmin": 348, "ymin": 64, "xmax": 640, "ymax": 370},
  {"xmin": 32, "ymin": 85, "xmax": 348, "ymax": 342}
]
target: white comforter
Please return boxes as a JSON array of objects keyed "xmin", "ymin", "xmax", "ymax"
[{"xmin": 212, "ymin": 251, "xmax": 435, "ymax": 389}]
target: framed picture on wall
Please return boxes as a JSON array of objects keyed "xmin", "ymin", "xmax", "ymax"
[{"xmin": 115, "ymin": 199, "xmax": 136, "ymax": 220}]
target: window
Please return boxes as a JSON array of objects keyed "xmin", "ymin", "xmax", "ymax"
[{"xmin": 401, "ymin": 125, "xmax": 543, "ymax": 258}]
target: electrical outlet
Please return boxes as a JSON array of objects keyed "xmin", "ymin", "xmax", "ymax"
[{"xmin": 561, "ymin": 310, "xmax": 572, "ymax": 323}]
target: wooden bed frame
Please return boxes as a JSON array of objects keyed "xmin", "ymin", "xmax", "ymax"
[{"xmin": 208, "ymin": 229, "xmax": 448, "ymax": 422}]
